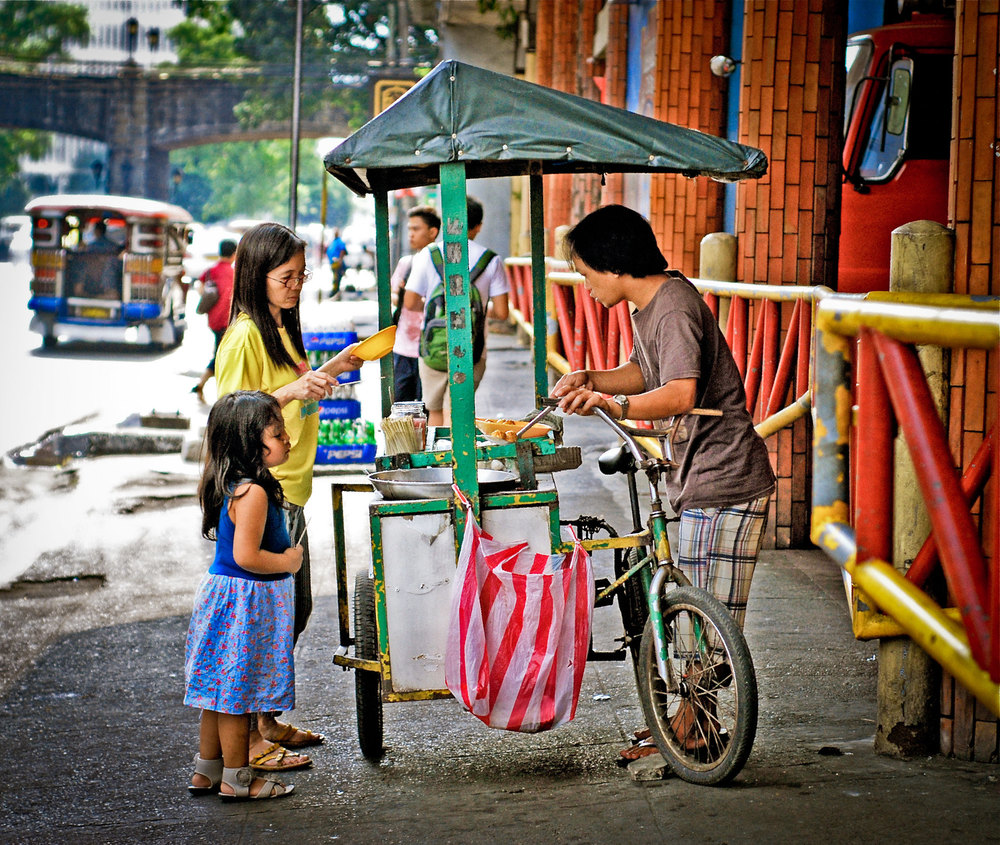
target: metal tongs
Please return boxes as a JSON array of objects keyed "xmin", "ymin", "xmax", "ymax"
[{"xmin": 515, "ymin": 397, "xmax": 560, "ymax": 439}]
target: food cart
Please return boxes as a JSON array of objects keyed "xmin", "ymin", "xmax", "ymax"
[{"xmin": 322, "ymin": 60, "xmax": 766, "ymax": 757}]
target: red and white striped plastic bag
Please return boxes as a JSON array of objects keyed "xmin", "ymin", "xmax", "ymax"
[{"xmin": 445, "ymin": 489, "xmax": 593, "ymax": 733}]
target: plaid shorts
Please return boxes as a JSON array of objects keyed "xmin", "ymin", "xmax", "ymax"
[{"xmin": 676, "ymin": 494, "xmax": 771, "ymax": 631}]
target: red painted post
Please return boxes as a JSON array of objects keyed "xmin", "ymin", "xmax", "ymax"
[
  {"xmin": 761, "ymin": 299, "xmax": 780, "ymax": 416},
  {"xmin": 579, "ymin": 289, "xmax": 608, "ymax": 371},
  {"xmin": 765, "ymin": 299, "xmax": 801, "ymax": 417},
  {"xmin": 606, "ymin": 304, "xmax": 621, "ymax": 368},
  {"xmin": 906, "ymin": 425, "xmax": 995, "ymax": 588},
  {"xmin": 730, "ymin": 296, "xmax": 748, "ymax": 380},
  {"xmin": 874, "ymin": 332, "xmax": 991, "ymax": 667},
  {"xmin": 552, "ymin": 285, "xmax": 578, "ymax": 370},
  {"xmin": 572, "ymin": 285, "xmax": 587, "ymax": 369},
  {"xmin": 744, "ymin": 303, "xmax": 766, "ymax": 416},
  {"xmin": 796, "ymin": 299, "xmax": 811, "ymax": 396},
  {"xmin": 855, "ymin": 329, "xmax": 895, "ymax": 564}
]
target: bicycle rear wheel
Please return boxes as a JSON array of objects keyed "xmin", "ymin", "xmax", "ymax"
[{"xmin": 637, "ymin": 585, "xmax": 757, "ymax": 785}]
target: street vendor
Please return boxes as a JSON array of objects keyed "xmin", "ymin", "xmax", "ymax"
[{"xmin": 551, "ymin": 204, "xmax": 775, "ymax": 760}]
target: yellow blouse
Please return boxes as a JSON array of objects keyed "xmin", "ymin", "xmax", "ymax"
[{"xmin": 215, "ymin": 313, "xmax": 318, "ymax": 507}]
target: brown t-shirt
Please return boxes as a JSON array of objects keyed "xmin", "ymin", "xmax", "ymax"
[{"xmin": 629, "ymin": 272, "xmax": 775, "ymax": 512}]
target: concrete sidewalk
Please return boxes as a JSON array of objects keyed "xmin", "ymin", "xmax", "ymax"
[{"xmin": 0, "ymin": 329, "xmax": 997, "ymax": 844}]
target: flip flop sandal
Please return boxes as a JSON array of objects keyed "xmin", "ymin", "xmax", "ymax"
[
  {"xmin": 266, "ymin": 723, "xmax": 326, "ymax": 748},
  {"xmin": 616, "ymin": 738, "xmax": 660, "ymax": 766},
  {"xmin": 633, "ymin": 727, "xmax": 652, "ymax": 742},
  {"xmin": 188, "ymin": 754, "xmax": 223, "ymax": 796},
  {"xmin": 219, "ymin": 766, "xmax": 294, "ymax": 802},
  {"xmin": 248, "ymin": 742, "xmax": 313, "ymax": 772}
]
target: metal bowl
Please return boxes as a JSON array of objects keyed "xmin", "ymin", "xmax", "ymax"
[{"xmin": 368, "ymin": 467, "xmax": 517, "ymax": 500}]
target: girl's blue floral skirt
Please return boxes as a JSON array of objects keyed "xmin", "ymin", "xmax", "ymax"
[{"xmin": 184, "ymin": 572, "xmax": 295, "ymax": 715}]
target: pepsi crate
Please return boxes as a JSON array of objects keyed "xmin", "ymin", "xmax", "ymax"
[
  {"xmin": 318, "ymin": 398, "xmax": 361, "ymax": 420},
  {"xmin": 304, "ymin": 331, "xmax": 360, "ymax": 384},
  {"xmin": 315, "ymin": 443, "xmax": 377, "ymax": 464}
]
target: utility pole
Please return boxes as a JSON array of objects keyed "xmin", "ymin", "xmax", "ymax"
[{"xmin": 289, "ymin": 0, "xmax": 304, "ymax": 228}]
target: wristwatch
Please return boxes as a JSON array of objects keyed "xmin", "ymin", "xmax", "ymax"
[{"xmin": 612, "ymin": 394, "xmax": 630, "ymax": 421}]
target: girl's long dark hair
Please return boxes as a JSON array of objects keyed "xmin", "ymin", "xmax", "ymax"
[
  {"xmin": 199, "ymin": 390, "xmax": 286, "ymax": 540},
  {"xmin": 230, "ymin": 222, "xmax": 308, "ymax": 370},
  {"xmin": 564, "ymin": 204, "xmax": 669, "ymax": 278}
]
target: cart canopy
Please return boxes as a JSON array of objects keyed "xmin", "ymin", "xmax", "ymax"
[{"xmin": 324, "ymin": 60, "xmax": 767, "ymax": 195}]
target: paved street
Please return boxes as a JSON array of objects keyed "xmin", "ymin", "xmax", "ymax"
[{"xmin": 0, "ymin": 308, "xmax": 997, "ymax": 844}]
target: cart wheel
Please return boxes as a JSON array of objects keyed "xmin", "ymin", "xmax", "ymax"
[{"xmin": 353, "ymin": 571, "xmax": 384, "ymax": 758}]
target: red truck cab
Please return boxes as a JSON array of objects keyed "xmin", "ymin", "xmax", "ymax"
[{"xmin": 838, "ymin": 15, "xmax": 953, "ymax": 294}]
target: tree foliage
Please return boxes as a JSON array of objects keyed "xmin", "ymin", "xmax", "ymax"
[
  {"xmin": 0, "ymin": 1, "xmax": 90, "ymax": 214},
  {"xmin": 170, "ymin": 139, "xmax": 352, "ymax": 227}
]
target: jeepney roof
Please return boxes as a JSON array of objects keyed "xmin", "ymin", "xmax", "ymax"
[
  {"xmin": 25, "ymin": 194, "xmax": 193, "ymax": 223},
  {"xmin": 324, "ymin": 60, "xmax": 767, "ymax": 195}
]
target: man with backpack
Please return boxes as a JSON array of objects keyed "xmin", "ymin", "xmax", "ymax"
[
  {"xmin": 390, "ymin": 206, "xmax": 441, "ymax": 402},
  {"xmin": 396, "ymin": 196, "xmax": 509, "ymax": 426}
]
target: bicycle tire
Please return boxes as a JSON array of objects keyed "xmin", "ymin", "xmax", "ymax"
[
  {"xmin": 353, "ymin": 571, "xmax": 384, "ymax": 759},
  {"xmin": 637, "ymin": 585, "xmax": 757, "ymax": 786}
]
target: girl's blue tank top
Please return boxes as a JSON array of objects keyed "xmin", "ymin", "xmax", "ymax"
[{"xmin": 209, "ymin": 487, "xmax": 292, "ymax": 582}]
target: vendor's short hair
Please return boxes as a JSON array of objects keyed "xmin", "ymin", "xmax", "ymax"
[{"xmin": 565, "ymin": 205, "xmax": 668, "ymax": 278}]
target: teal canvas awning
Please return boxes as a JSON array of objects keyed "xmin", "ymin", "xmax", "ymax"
[{"xmin": 324, "ymin": 60, "xmax": 767, "ymax": 194}]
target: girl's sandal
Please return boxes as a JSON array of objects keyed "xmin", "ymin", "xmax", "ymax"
[
  {"xmin": 219, "ymin": 766, "xmax": 294, "ymax": 802},
  {"xmin": 249, "ymin": 742, "xmax": 313, "ymax": 772},
  {"xmin": 187, "ymin": 754, "xmax": 223, "ymax": 796}
]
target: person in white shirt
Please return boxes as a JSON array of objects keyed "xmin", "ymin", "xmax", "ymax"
[
  {"xmin": 397, "ymin": 197, "xmax": 509, "ymax": 427},
  {"xmin": 390, "ymin": 206, "xmax": 441, "ymax": 402}
]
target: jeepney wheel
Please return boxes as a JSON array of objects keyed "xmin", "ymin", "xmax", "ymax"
[
  {"xmin": 353, "ymin": 571, "xmax": 384, "ymax": 759},
  {"xmin": 41, "ymin": 332, "xmax": 57, "ymax": 350}
]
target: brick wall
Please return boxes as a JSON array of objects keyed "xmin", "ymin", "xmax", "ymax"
[
  {"xmin": 647, "ymin": 0, "xmax": 729, "ymax": 277},
  {"xmin": 941, "ymin": 0, "xmax": 999, "ymax": 766},
  {"xmin": 737, "ymin": 0, "xmax": 846, "ymax": 547},
  {"xmin": 599, "ymin": 2, "xmax": 629, "ymax": 206}
]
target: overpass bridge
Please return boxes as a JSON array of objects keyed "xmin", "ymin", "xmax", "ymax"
[{"xmin": 0, "ymin": 59, "xmax": 353, "ymax": 200}]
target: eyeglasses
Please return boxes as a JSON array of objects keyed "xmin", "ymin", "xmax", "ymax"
[{"xmin": 267, "ymin": 270, "xmax": 312, "ymax": 289}]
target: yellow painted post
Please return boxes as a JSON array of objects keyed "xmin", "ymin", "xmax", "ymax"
[
  {"xmin": 699, "ymin": 232, "xmax": 737, "ymax": 331},
  {"xmin": 876, "ymin": 220, "xmax": 954, "ymax": 757}
]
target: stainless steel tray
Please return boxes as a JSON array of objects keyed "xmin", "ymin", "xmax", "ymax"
[{"xmin": 368, "ymin": 467, "xmax": 517, "ymax": 500}]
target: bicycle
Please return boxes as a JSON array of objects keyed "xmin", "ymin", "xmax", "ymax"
[{"xmin": 564, "ymin": 407, "xmax": 759, "ymax": 786}]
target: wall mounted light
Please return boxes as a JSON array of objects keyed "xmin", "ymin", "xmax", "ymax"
[{"xmin": 709, "ymin": 55, "xmax": 740, "ymax": 78}]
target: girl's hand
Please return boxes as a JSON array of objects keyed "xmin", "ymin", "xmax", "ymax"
[{"xmin": 284, "ymin": 545, "xmax": 304, "ymax": 574}]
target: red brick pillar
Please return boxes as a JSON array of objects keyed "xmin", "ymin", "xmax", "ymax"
[
  {"xmin": 941, "ymin": 0, "xmax": 999, "ymax": 765},
  {"xmin": 737, "ymin": 0, "xmax": 847, "ymax": 548},
  {"xmin": 544, "ymin": 0, "xmax": 577, "ymax": 252},
  {"xmin": 648, "ymin": 0, "xmax": 729, "ymax": 275}
]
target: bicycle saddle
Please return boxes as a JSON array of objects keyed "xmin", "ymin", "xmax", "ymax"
[{"xmin": 598, "ymin": 442, "xmax": 636, "ymax": 476}]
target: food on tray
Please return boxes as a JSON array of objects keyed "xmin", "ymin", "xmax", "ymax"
[{"xmin": 475, "ymin": 417, "xmax": 552, "ymax": 441}]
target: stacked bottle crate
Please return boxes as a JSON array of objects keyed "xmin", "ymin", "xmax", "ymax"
[{"xmin": 304, "ymin": 329, "xmax": 377, "ymax": 464}]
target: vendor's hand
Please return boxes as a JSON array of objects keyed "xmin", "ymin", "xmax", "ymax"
[
  {"xmin": 284, "ymin": 545, "xmax": 304, "ymax": 574},
  {"xmin": 551, "ymin": 370, "xmax": 593, "ymax": 399},
  {"xmin": 289, "ymin": 368, "xmax": 339, "ymax": 402},
  {"xmin": 556, "ymin": 386, "xmax": 614, "ymax": 418},
  {"xmin": 320, "ymin": 343, "xmax": 364, "ymax": 377}
]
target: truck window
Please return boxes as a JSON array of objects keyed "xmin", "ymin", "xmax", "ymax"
[
  {"xmin": 844, "ymin": 37, "xmax": 874, "ymax": 136},
  {"xmin": 858, "ymin": 51, "xmax": 952, "ymax": 183}
]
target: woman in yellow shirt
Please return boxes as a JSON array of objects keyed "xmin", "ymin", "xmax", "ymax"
[{"xmin": 215, "ymin": 222, "xmax": 362, "ymax": 774}]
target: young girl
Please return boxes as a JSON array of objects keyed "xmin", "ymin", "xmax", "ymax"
[{"xmin": 185, "ymin": 390, "xmax": 303, "ymax": 801}]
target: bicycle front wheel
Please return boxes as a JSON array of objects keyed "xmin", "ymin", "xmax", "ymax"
[{"xmin": 637, "ymin": 585, "xmax": 757, "ymax": 786}]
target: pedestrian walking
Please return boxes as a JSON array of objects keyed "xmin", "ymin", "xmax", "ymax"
[
  {"xmin": 184, "ymin": 390, "xmax": 301, "ymax": 801},
  {"xmin": 191, "ymin": 238, "xmax": 237, "ymax": 402},
  {"xmin": 215, "ymin": 222, "xmax": 363, "ymax": 772}
]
